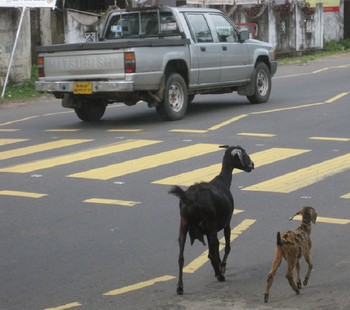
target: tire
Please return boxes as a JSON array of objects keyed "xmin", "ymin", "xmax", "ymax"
[
  {"xmin": 74, "ymin": 99, "xmax": 107, "ymax": 121},
  {"xmin": 156, "ymin": 73, "xmax": 188, "ymax": 121},
  {"xmin": 247, "ymin": 62, "xmax": 271, "ymax": 104}
]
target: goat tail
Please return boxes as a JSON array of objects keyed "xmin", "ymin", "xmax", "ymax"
[
  {"xmin": 276, "ymin": 232, "xmax": 282, "ymax": 246},
  {"xmin": 169, "ymin": 186, "xmax": 192, "ymax": 205}
]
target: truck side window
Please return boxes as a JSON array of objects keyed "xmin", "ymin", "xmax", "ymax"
[
  {"xmin": 210, "ymin": 14, "xmax": 238, "ymax": 43},
  {"xmin": 187, "ymin": 14, "xmax": 213, "ymax": 43}
]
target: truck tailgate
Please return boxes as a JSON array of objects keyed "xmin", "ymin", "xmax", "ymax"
[{"xmin": 41, "ymin": 49, "xmax": 125, "ymax": 81}]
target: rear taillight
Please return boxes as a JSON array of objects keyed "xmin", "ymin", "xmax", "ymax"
[
  {"xmin": 124, "ymin": 52, "xmax": 136, "ymax": 73},
  {"xmin": 37, "ymin": 57, "xmax": 45, "ymax": 77}
]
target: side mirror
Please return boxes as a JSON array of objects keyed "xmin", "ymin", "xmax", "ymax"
[{"xmin": 239, "ymin": 29, "xmax": 250, "ymax": 42}]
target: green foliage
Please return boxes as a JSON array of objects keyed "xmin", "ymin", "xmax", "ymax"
[
  {"xmin": 277, "ymin": 39, "xmax": 350, "ymax": 64},
  {"xmin": 1, "ymin": 65, "xmax": 43, "ymax": 102}
]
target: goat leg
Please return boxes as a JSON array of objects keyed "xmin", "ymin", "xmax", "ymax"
[
  {"xmin": 207, "ymin": 233, "xmax": 225, "ymax": 282},
  {"xmin": 286, "ymin": 260, "xmax": 300, "ymax": 295},
  {"xmin": 220, "ymin": 225, "xmax": 231, "ymax": 275},
  {"xmin": 177, "ymin": 221, "xmax": 188, "ymax": 295},
  {"xmin": 264, "ymin": 247, "xmax": 283, "ymax": 303},
  {"xmin": 303, "ymin": 252, "xmax": 313, "ymax": 286},
  {"xmin": 296, "ymin": 260, "xmax": 302, "ymax": 289}
]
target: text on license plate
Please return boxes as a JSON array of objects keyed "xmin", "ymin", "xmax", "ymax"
[{"xmin": 73, "ymin": 82, "xmax": 93, "ymax": 94}]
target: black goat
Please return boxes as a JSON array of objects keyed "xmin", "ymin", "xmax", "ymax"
[{"xmin": 169, "ymin": 145, "xmax": 254, "ymax": 295}]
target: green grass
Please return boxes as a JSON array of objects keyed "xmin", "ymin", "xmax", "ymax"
[
  {"xmin": 0, "ymin": 65, "xmax": 44, "ymax": 103},
  {"xmin": 277, "ymin": 39, "xmax": 350, "ymax": 64},
  {"xmin": 1, "ymin": 39, "xmax": 350, "ymax": 103}
]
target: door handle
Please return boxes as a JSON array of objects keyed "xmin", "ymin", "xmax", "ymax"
[
  {"xmin": 222, "ymin": 46, "xmax": 227, "ymax": 51},
  {"xmin": 200, "ymin": 46, "xmax": 206, "ymax": 52}
]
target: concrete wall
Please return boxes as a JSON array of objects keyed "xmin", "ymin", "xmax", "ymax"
[
  {"xmin": 0, "ymin": 8, "xmax": 31, "ymax": 86},
  {"xmin": 64, "ymin": 10, "xmax": 100, "ymax": 43},
  {"xmin": 231, "ymin": 3, "xmax": 324, "ymax": 54},
  {"xmin": 323, "ymin": 1, "xmax": 344, "ymax": 42}
]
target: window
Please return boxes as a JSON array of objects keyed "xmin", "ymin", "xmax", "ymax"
[
  {"xmin": 105, "ymin": 11, "xmax": 179, "ymax": 39},
  {"xmin": 187, "ymin": 14, "xmax": 213, "ymax": 43},
  {"xmin": 210, "ymin": 14, "xmax": 238, "ymax": 43}
]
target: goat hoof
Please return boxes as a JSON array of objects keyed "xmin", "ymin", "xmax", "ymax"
[
  {"xmin": 176, "ymin": 286, "xmax": 184, "ymax": 295},
  {"xmin": 264, "ymin": 294, "xmax": 269, "ymax": 303},
  {"xmin": 217, "ymin": 275, "xmax": 225, "ymax": 282},
  {"xmin": 303, "ymin": 279, "xmax": 309, "ymax": 286},
  {"xmin": 297, "ymin": 281, "xmax": 302, "ymax": 289},
  {"xmin": 220, "ymin": 263, "xmax": 226, "ymax": 275}
]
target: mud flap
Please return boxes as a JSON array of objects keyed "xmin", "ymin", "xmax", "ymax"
[
  {"xmin": 62, "ymin": 94, "xmax": 79, "ymax": 109},
  {"xmin": 237, "ymin": 67, "xmax": 256, "ymax": 96}
]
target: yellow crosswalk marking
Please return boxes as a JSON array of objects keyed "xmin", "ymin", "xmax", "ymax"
[
  {"xmin": 0, "ymin": 139, "xmax": 161, "ymax": 173},
  {"xmin": 103, "ymin": 275, "xmax": 176, "ymax": 296},
  {"xmin": 0, "ymin": 190, "xmax": 47, "ymax": 198},
  {"xmin": 340, "ymin": 193, "xmax": 350, "ymax": 199},
  {"xmin": 243, "ymin": 153, "xmax": 350, "ymax": 193},
  {"xmin": 0, "ymin": 138, "xmax": 29, "ymax": 146},
  {"xmin": 0, "ymin": 139, "xmax": 92, "ymax": 160},
  {"xmin": 84, "ymin": 198, "xmax": 140, "ymax": 207},
  {"xmin": 237, "ymin": 133, "xmax": 276, "ymax": 137},
  {"xmin": 183, "ymin": 219, "xmax": 256, "ymax": 273},
  {"xmin": 68, "ymin": 143, "xmax": 221, "ymax": 180},
  {"xmin": 309, "ymin": 136, "xmax": 350, "ymax": 142},
  {"xmin": 153, "ymin": 148, "xmax": 310, "ymax": 186},
  {"xmin": 43, "ymin": 302, "xmax": 82, "ymax": 310}
]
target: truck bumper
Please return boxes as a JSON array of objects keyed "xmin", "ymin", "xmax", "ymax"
[{"xmin": 35, "ymin": 81, "xmax": 134, "ymax": 93}]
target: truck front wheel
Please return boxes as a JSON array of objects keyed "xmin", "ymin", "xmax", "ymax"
[
  {"xmin": 156, "ymin": 73, "xmax": 188, "ymax": 121},
  {"xmin": 74, "ymin": 99, "xmax": 107, "ymax": 121},
  {"xmin": 247, "ymin": 62, "xmax": 271, "ymax": 104}
]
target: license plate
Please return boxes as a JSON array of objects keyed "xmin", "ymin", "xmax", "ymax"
[{"xmin": 73, "ymin": 82, "xmax": 93, "ymax": 94}]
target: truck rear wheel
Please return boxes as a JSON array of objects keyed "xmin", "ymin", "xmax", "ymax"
[
  {"xmin": 156, "ymin": 73, "xmax": 188, "ymax": 121},
  {"xmin": 247, "ymin": 62, "xmax": 271, "ymax": 104},
  {"xmin": 74, "ymin": 99, "xmax": 107, "ymax": 121}
]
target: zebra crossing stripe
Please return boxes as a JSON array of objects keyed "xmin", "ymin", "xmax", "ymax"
[
  {"xmin": 84, "ymin": 198, "xmax": 140, "ymax": 207},
  {"xmin": 0, "ymin": 190, "xmax": 47, "ymax": 198},
  {"xmin": 68, "ymin": 143, "xmax": 221, "ymax": 180},
  {"xmin": 183, "ymin": 219, "xmax": 256, "ymax": 273},
  {"xmin": 152, "ymin": 148, "xmax": 310, "ymax": 186},
  {"xmin": 243, "ymin": 153, "xmax": 350, "ymax": 193},
  {"xmin": 0, "ymin": 139, "xmax": 93, "ymax": 160},
  {"xmin": 0, "ymin": 139, "xmax": 161, "ymax": 173},
  {"xmin": 0, "ymin": 139, "xmax": 29, "ymax": 146}
]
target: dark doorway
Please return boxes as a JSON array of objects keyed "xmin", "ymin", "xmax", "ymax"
[{"xmin": 345, "ymin": 0, "xmax": 350, "ymax": 39}]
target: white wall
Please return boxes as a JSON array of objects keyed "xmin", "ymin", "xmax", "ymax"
[{"xmin": 0, "ymin": 8, "xmax": 31, "ymax": 85}]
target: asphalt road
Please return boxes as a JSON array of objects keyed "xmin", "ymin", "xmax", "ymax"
[{"xmin": 0, "ymin": 53, "xmax": 350, "ymax": 310}]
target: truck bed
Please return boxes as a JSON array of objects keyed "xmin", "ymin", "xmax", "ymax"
[{"xmin": 36, "ymin": 38, "xmax": 190, "ymax": 53}]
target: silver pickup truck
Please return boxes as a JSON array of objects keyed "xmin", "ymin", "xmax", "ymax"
[{"xmin": 35, "ymin": 6, "xmax": 277, "ymax": 121}]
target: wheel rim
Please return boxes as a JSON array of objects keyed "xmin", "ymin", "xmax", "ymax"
[
  {"xmin": 168, "ymin": 82, "xmax": 184, "ymax": 113},
  {"xmin": 256, "ymin": 70, "xmax": 269, "ymax": 96}
]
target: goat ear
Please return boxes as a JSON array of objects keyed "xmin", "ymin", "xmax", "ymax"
[
  {"xmin": 219, "ymin": 145, "xmax": 229, "ymax": 149},
  {"xmin": 231, "ymin": 148, "xmax": 243, "ymax": 162},
  {"xmin": 289, "ymin": 211, "xmax": 301, "ymax": 221}
]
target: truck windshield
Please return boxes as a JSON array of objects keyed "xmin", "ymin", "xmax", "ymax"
[{"xmin": 105, "ymin": 11, "xmax": 179, "ymax": 39}]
